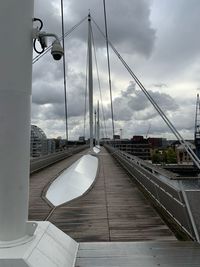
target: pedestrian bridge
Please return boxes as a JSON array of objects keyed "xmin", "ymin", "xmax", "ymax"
[{"xmin": 29, "ymin": 145, "xmax": 200, "ymax": 266}]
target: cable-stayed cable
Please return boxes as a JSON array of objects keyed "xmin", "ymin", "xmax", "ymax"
[
  {"xmin": 61, "ymin": 0, "xmax": 68, "ymax": 142},
  {"xmin": 84, "ymin": 43, "xmax": 88, "ymax": 138},
  {"xmin": 92, "ymin": 17, "xmax": 200, "ymax": 169},
  {"xmin": 91, "ymin": 27, "xmax": 108, "ymax": 138},
  {"xmin": 103, "ymin": 0, "xmax": 115, "ymax": 139}
]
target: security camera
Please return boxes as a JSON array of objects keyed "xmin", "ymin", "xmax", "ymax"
[
  {"xmin": 33, "ymin": 23, "xmax": 64, "ymax": 60},
  {"xmin": 51, "ymin": 40, "xmax": 64, "ymax": 61}
]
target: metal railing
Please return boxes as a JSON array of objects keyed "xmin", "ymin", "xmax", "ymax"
[
  {"xmin": 30, "ymin": 145, "xmax": 89, "ymax": 174},
  {"xmin": 105, "ymin": 145, "xmax": 198, "ymax": 241}
]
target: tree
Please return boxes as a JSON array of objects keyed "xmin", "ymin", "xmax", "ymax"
[
  {"xmin": 166, "ymin": 148, "xmax": 177, "ymax": 164},
  {"xmin": 152, "ymin": 150, "xmax": 162, "ymax": 163}
]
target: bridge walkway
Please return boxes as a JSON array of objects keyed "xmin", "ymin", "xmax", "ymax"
[
  {"xmin": 28, "ymin": 150, "xmax": 88, "ymax": 221},
  {"xmin": 29, "ymin": 147, "xmax": 175, "ymax": 242},
  {"xmin": 76, "ymin": 241, "xmax": 200, "ymax": 267}
]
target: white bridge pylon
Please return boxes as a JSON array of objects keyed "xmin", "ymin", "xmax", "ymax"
[{"xmin": 0, "ymin": 1, "xmax": 79, "ymax": 266}]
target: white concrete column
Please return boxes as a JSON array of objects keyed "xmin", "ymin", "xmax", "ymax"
[{"xmin": 0, "ymin": 0, "xmax": 34, "ymax": 241}]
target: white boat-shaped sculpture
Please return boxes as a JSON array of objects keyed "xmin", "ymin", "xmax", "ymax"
[{"xmin": 46, "ymin": 154, "xmax": 98, "ymax": 206}]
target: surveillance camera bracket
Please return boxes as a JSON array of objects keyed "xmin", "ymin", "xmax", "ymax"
[{"xmin": 32, "ymin": 28, "xmax": 60, "ymax": 46}]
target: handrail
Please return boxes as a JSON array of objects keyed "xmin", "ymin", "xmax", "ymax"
[
  {"xmin": 30, "ymin": 145, "xmax": 89, "ymax": 174},
  {"xmin": 105, "ymin": 144, "xmax": 198, "ymax": 241}
]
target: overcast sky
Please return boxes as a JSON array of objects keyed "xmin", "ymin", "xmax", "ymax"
[{"xmin": 32, "ymin": 0, "xmax": 200, "ymax": 140}]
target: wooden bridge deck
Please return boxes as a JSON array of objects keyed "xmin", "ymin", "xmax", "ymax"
[
  {"xmin": 29, "ymin": 147, "xmax": 176, "ymax": 242},
  {"xmin": 75, "ymin": 241, "xmax": 200, "ymax": 267}
]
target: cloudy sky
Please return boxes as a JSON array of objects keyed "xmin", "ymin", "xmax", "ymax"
[{"xmin": 32, "ymin": 0, "xmax": 200, "ymax": 140}]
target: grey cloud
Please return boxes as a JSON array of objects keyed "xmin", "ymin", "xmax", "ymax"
[
  {"xmin": 32, "ymin": 82, "xmax": 64, "ymax": 105},
  {"xmin": 107, "ymin": 81, "xmax": 178, "ymax": 121},
  {"xmin": 32, "ymin": 53, "xmax": 64, "ymax": 82},
  {"xmin": 34, "ymin": 0, "xmax": 61, "ymax": 36},
  {"xmin": 143, "ymin": 106, "xmax": 196, "ymax": 138},
  {"xmin": 31, "ymin": 1, "xmax": 196, "ymax": 140},
  {"xmin": 32, "ymin": 94, "xmax": 85, "ymax": 121},
  {"xmin": 167, "ymin": 0, "xmax": 200, "ymax": 61},
  {"xmin": 147, "ymin": 0, "xmax": 200, "ymax": 79},
  {"xmin": 134, "ymin": 109, "xmax": 157, "ymax": 121},
  {"xmin": 152, "ymin": 83, "xmax": 167, "ymax": 89},
  {"xmin": 149, "ymin": 91, "xmax": 178, "ymax": 112},
  {"xmin": 64, "ymin": 0, "xmax": 156, "ymax": 57},
  {"xmin": 32, "ymin": 103, "xmax": 64, "ymax": 121},
  {"xmin": 32, "ymin": 61, "xmax": 86, "ymax": 106}
]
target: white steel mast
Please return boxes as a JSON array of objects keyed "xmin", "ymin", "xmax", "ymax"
[{"xmin": 88, "ymin": 13, "xmax": 94, "ymax": 150}]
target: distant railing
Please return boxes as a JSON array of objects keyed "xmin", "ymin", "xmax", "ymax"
[
  {"xmin": 105, "ymin": 144, "xmax": 199, "ymax": 241},
  {"xmin": 30, "ymin": 145, "xmax": 89, "ymax": 174}
]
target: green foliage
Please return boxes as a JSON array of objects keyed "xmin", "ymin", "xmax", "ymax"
[
  {"xmin": 166, "ymin": 147, "xmax": 177, "ymax": 163},
  {"xmin": 152, "ymin": 148, "xmax": 177, "ymax": 164},
  {"xmin": 152, "ymin": 150, "xmax": 162, "ymax": 163}
]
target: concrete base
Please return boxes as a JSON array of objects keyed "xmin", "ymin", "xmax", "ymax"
[{"xmin": 0, "ymin": 222, "xmax": 78, "ymax": 267}]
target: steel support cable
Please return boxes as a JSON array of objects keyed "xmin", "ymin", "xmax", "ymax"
[
  {"xmin": 194, "ymin": 95, "xmax": 198, "ymax": 136},
  {"xmin": 84, "ymin": 44, "xmax": 89, "ymax": 138},
  {"xmin": 61, "ymin": 0, "xmax": 68, "ymax": 142},
  {"xmin": 32, "ymin": 16, "xmax": 87, "ymax": 64},
  {"xmin": 194, "ymin": 94, "xmax": 199, "ymax": 140},
  {"xmin": 109, "ymin": 49, "xmax": 200, "ymax": 168},
  {"xmin": 91, "ymin": 27, "xmax": 108, "ymax": 138},
  {"xmin": 103, "ymin": 0, "xmax": 115, "ymax": 139},
  {"xmin": 92, "ymin": 18, "xmax": 200, "ymax": 169},
  {"xmin": 100, "ymin": 121, "xmax": 105, "ymax": 138}
]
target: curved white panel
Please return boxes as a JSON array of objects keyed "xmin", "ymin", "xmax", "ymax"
[
  {"xmin": 46, "ymin": 155, "xmax": 98, "ymax": 206},
  {"xmin": 93, "ymin": 146, "xmax": 100, "ymax": 154}
]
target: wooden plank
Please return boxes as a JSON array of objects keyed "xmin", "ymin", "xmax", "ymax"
[
  {"xmin": 78, "ymin": 241, "xmax": 200, "ymax": 250},
  {"xmin": 76, "ymin": 241, "xmax": 200, "ymax": 267}
]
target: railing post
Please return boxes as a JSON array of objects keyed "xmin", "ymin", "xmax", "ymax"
[{"xmin": 179, "ymin": 181, "xmax": 200, "ymax": 242}]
